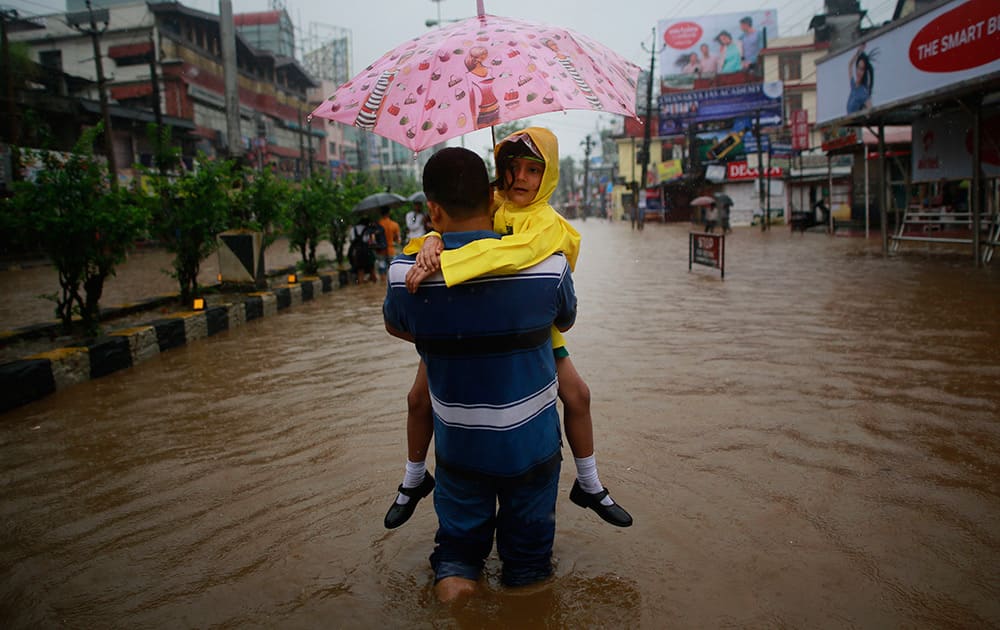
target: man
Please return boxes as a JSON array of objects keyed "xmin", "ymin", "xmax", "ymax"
[
  {"xmin": 376, "ymin": 206, "xmax": 401, "ymax": 282},
  {"xmin": 383, "ymin": 147, "xmax": 577, "ymax": 603},
  {"xmin": 347, "ymin": 214, "xmax": 383, "ymax": 284}
]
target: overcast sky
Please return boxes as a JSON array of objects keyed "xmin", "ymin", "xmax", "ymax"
[{"xmin": 7, "ymin": 0, "xmax": 896, "ymax": 160}]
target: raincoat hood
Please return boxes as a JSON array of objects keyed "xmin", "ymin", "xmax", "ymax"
[{"xmin": 494, "ymin": 127, "xmax": 560, "ymax": 212}]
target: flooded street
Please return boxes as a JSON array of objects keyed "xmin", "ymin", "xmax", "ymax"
[{"xmin": 1, "ymin": 221, "xmax": 998, "ymax": 628}]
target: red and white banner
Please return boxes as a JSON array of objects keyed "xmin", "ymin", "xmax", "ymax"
[
  {"xmin": 726, "ymin": 161, "xmax": 783, "ymax": 181},
  {"xmin": 791, "ymin": 109, "xmax": 809, "ymax": 150},
  {"xmin": 816, "ymin": 0, "xmax": 1000, "ymax": 124}
]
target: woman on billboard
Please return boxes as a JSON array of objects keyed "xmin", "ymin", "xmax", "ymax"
[{"xmin": 846, "ymin": 44, "xmax": 877, "ymax": 114}]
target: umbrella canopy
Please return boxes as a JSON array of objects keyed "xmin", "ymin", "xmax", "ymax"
[
  {"xmin": 352, "ymin": 192, "xmax": 406, "ymax": 214},
  {"xmin": 408, "ymin": 191, "xmax": 427, "ymax": 204},
  {"xmin": 309, "ymin": 4, "xmax": 640, "ymax": 153},
  {"xmin": 714, "ymin": 193, "xmax": 734, "ymax": 206},
  {"xmin": 691, "ymin": 196, "xmax": 717, "ymax": 207}
]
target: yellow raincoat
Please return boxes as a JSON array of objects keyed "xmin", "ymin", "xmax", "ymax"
[{"xmin": 404, "ymin": 127, "xmax": 580, "ymax": 350}]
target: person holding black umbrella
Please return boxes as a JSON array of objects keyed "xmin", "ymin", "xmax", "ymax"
[
  {"xmin": 347, "ymin": 211, "xmax": 386, "ymax": 284},
  {"xmin": 716, "ymin": 193, "xmax": 734, "ymax": 234}
]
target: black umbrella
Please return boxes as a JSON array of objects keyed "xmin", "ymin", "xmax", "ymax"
[
  {"xmin": 352, "ymin": 192, "xmax": 406, "ymax": 214},
  {"xmin": 407, "ymin": 191, "xmax": 427, "ymax": 204},
  {"xmin": 714, "ymin": 193, "xmax": 734, "ymax": 207}
]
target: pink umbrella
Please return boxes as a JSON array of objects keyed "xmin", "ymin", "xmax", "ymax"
[{"xmin": 309, "ymin": 1, "xmax": 640, "ymax": 153}]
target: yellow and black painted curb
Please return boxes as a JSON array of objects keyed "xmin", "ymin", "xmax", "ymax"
[{"xmin": 0, "ymin": 273, "xmax": 340, "ymax": 414}]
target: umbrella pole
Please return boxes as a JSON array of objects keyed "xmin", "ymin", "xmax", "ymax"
[{"xmin": 491, "ymin": 125, "xmax": 496, "ymax": 149}]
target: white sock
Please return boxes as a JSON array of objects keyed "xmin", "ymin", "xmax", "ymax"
[
  {"xmin": 396, "ymin": 460, "xmax": 426, "ymax": 505},
  {"xmin": 574, "ymin": 455, "xmax": 615, "ymax": 506}
]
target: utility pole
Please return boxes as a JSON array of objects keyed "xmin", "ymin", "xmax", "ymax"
[
  {"xmin": 305, "ymin": 116, "xmax": 314, "ymax": 177},
  {"xmin": 1, "ymin": 9, "xmax": 19, "ymax": 146},
  {"xmin": 220, "ymin": 0, "xmax": 242, "ymax": 160},
  {"xmin": 147, "ymin": 32, "xmax": 166, "ymax": 174},
  {"xmin": 581, "ymin": 135, "xmax": 593, "ymax": 218},
  {"xmin": 639, "ymin": 27, "xmax": 662, "ymax": 212},
  {"xmin": 69, "ymin": 0, "xmax": 116, "ymax": 187},
  {"xmin": 755, "ymin": 110, "xmax": 766, "ymax": 231},
  {"xmin": 147, "ymin": 32, "xmax": 163, "ymax": 129},
  {"xmin": 297, "ymin": 108, "xmax": 305, "ymax": 181}
]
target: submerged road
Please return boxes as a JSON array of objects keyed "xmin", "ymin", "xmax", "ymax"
[{"xmin": 1, "ymin": 221, "xmax": 998, "ymax": 628}]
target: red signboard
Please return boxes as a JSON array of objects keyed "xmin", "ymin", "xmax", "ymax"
[
  {"xmin": 726, "ymin": 161, "xmax": 783, "ymax": 180},
  {"xmin": 663, "ymin": 21, "xmax": 703, "ymax": 49},
  {"xmin": 909, "ymin": 0, "xmax": 1000, "ymax": 73},
  {"xmin": 689, "ymin": 232, "xmax": 725, "ymax": 279},
  {"xmin": 791, "ymin": 109, "xmax": 810, "ymax": 150}
]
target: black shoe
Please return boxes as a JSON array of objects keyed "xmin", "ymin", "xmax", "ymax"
[
  {"xmin": 569, "ymin": 480, "xmax": 633, "ymax": 527},
  {"xmin": 384, "ymin": 472, "xmax": 435, "ymax": 529}
]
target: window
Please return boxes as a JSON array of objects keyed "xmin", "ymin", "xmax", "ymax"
[
  {"xmin": 329, "ymin": 142, "xmax": 337, "ymax": 157},
  {"xmin": 39, "ymin": 50, "xmax": 62, "ymax": 71},
  {"xmin": 779, "ymin": 54, "xmax": 801, "ymax": 82}
]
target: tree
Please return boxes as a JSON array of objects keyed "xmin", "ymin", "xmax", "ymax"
[
  {"xmin": 2, "ymin": 127, "xmax": 149, "ymax": 335},
  {"xmin": 286, "ymin": 174, "xmax": 334, "ymax": 275},
  {"xmin": 328, "ymin": 172, "xmax": 377, "ymax": 265},
  {"xmin": 146, "ymin": 156, "xmax": 237, "ymax": 303},
  {"xmin": 231, "ymin": 166, "xmax": 290, "ymax": 287}
]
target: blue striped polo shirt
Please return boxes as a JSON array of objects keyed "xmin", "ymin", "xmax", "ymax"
[{"xmin": 383, "ymin": 230, "xmax": 577, "ymax": 479}]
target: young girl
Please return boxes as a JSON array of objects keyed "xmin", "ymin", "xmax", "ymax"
[{"xmin": 383, "ymin": 127, "xmax": 632, "ymax": 530}]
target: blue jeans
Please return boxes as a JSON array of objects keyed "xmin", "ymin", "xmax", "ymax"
[{"xmin": 430, "ymin": 461, "xmax": 560, "ymax": 587}]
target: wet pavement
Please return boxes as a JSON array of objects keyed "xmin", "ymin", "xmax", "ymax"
[
  {"xmin": 0, "ymin": 239, "xmax": 340, "ymax": 333},
  {"xmin": 1, "ymin": 221, "xmax": 998, "ymax": 628}
]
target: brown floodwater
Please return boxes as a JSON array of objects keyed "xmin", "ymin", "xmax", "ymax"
[{"xmin": 1, "ymin": 221, "xmax": 998, "ymax": 628}]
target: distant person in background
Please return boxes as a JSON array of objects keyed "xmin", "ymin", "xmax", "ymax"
[
  {"xmin": 739, "ymin": 17, "xmax": 761, "ymax": 71},
  {"xmin": 405, "ymin": 201, "xmax": 429, "ymax": 244},
  {"xmin": 376, "ymin": 206, "xmax": 402, "ymax": 282},
  {"xmin": 718, "ymin": 198, "xmax": 733, "ymax": 234},
  {"xmin": 348, "ymin": 214, "xmax": 385, "ymax": 284},
  {"xmin": 704, "ymin": 202, "xmax": 719, "ymax": 233},
  {"xmin": 814, "ymin": 197, "xmax": 830, "ymax": 231}
]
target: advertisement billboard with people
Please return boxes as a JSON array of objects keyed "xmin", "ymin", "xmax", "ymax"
[{"xmin": 658, "ymin": 10, "xmax": 779, "ymax": 88}]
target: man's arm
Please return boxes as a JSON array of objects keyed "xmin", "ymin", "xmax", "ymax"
[
  {"xmin": 382, "ymin": 293, "xmax": 415, "ymax": 342},
  {"xmin": 437, "ymin": 212, "xmax": 581, "ymax": 287},
  {"xmin": 385, "ymin": 321, "xmax": 415, "ymax": 343}
]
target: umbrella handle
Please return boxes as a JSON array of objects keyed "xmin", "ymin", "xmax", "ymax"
[{"xmin": 477, "ymin": 0, "xmax": 484, "ymax": 17}]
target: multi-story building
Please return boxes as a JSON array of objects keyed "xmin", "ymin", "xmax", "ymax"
[
  {"xmin": 308, "ymin": 79, "xmax": 361, "ymax": 177},
  {"xmin": 9, "ymin": 1, "xmax": 322, "ymax": 181},
  {"xmin": 759, "ymin": 33, "xmax": 854, "ymax": 220},
  {"xmin": 234, "ymin": 10, "xmax": 294, "ymax": 59}
]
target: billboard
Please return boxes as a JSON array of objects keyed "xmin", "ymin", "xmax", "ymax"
[
  {"xmin": 912, "ymin": 109, "xmax": 1000, "ymax": 181},
  {"xmin": 815, "ymin": 0, "xmax": 1000, "ymax": 125},
  {"xmin": 658, "ymin": 81, "xmax": 783, "ymax": 136},
  {"xmin": 658, "ymin": 10, "xmax": 779, "ymax": 88}
]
